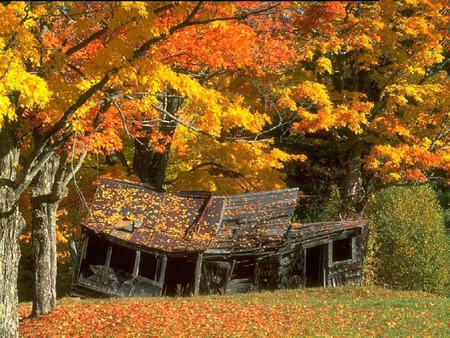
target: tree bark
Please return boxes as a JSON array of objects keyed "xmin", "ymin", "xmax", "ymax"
[
  {"xmin": 0, "ymin": 128, "xmax": 25, "ymax": 338},
  {"xmin": 30, "ymin": 154, "xmax": 63, "ymax": 317},
  {"xmin": 0, "ymin": 210, "xmax": 25, "ymax": 338},
  {"xmin": 342, "ymin": 137, "xmax": 365, "ymax": 214},
  {"xmin": 29, "ymin": 149, "xmax": 85, "ymax": 317},
  {"xmin": 133, "ymin": 136, "xmax": 173, "ymax": 190},
  {"xmin": 133, "ymin": 95, "xmax": 182, "ymax": 190}
]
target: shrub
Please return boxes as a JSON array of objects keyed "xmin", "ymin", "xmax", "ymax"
[
  {"xmin": 299, "ymin": 185, "xmax": 345, "ymax": 222},
  {"xmin": 365, "ymin": 185, "xmax": 449, "ymax": 295}
]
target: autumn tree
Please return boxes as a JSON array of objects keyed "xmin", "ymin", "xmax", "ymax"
[
  {"xmin": 145, "ymin": 2, "xmax": 306, "ymax": 193},
  {"xmin": 0, "ymin": 2, "xmax": 296, "ymax": 336},
  {"xmin": 255, "ymin": 0, "xmax": 450, "ymax": 213}
]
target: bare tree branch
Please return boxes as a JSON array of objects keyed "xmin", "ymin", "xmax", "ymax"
[{"xmin": 63, "ymin": 150, "xmax": 87, "ymax": 187}]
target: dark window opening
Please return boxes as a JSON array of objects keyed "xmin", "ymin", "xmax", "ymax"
[
  {"xmin": 109, "ymin": 243, "xmax": 136, "ymax": 274},
  {"xmin": 83, "ymin": 235, "xmax": 109, "ymax": 266},
  {"xmin": 227, "ymin": 257, "xmax": 257, "ymax": 294},
  {"xmin": 201, "ymin": 261, "xmax": 230, "ymax": 295},
  {"xmin": 139, "ymin": 252, "xmax": 158, "ymax": 280},
  {"xmin": 232, "ymin": 258, "xmax": 256, "ymax": 280},
  {"xmin": 305, "ymin": 245, "xmax": 325, "ymax": 287},
  {"xmin": 332, "ymin": 237, "xmax": 353, "ymax": 262},
  {"xmin": 256, "ymin": 257, "xmax": 279, "ymax": 291},
  {"xmin": 164, "ymin": 256, "xmax": 195, "ymax": 296}
]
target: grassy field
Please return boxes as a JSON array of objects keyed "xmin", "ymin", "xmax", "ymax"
[{"xmin": 19, "ymin": 286, "xmax": 449, "ymax": 337}]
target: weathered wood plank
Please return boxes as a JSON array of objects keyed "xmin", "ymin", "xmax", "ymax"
[
  {"xmin": 105, "ymin": 245, "xmax": 112, "ymax": 267},
  {"xmin": 158, "ymin": 255, "xmax": 167, "ymax": 285},
  {"xmin": 133, "ymin": 251, "xmax": 141, "ymax": 276},
  {"xmin": 194, "ymin": 253, "xmax": 203, "ymax": 295}
]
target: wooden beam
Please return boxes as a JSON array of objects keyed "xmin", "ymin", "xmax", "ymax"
[
  {"xmin": 155, "ymin": 255, "xmax": 161, "ymax": 281},
  {"xmin": 133, "ymin": 251, "xmax": 141, "ymax": 276},
  {"xmin": 70, "ymin": 231, "xmax": 88, "ymax": 295},
  {"xmin": 194, "ymin": 253, "xmax": 203, "ymax": 295},
  {"xmin": 225, "ymin": 259, "xmax": 236, "ymax": 294},
  {"xmin": 105, "ymin": 245, "xmax": 112, "ymax": 268},
  {"xmin": 158, "ymin": 255, "xmax": 168, "ymax": 296},
  {"xmin": 81, "ymin": 234, "xmax": 89, "ymax": 260}
]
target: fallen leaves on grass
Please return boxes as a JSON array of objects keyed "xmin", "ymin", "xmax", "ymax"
[{"xmin": 19, "ymin": 287, "xmax": 450, "ymax": 337}]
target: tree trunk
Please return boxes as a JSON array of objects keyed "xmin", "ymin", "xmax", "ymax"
[
  {"xmin": 30, "ymin": 155, "xmax": 62, "ymax": 317},
  {"xmin": 133, "ymin": 137, "xmax": 174, "ymax": 190},
  {"xmin": 133, "ymin": 95, "xmax": 182, "ymax": 190},
  {"xmin": 343, "ymin": 138, "xmax": 365, "ymax": 214},
  {"xmin": 0, "ymin": 129, "xmax": 24, "ymax": 338},
  {"xmin": 0, "ymin": 210, "xmax": 25, "ymax": 338}
]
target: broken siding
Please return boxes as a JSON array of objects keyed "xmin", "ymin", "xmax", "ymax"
[
  {"xmin": 72, "ymin": 229, "xmax": 170, "ymax": 298},
  {"xmin": 77, "ymin": 264, "xmax": 163, "ymax": 297},
  {"xmin": 286, "ymin": 220, "xmax": 369, "ymax": 287},
  {"xmin": 201, "ymin": 220, "xmax": 369, "ymax": 294}
]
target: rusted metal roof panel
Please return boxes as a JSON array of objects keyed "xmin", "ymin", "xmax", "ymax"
[{"xmin": 82, "ymin": 179, "xmax": 223, "ymax": 252}]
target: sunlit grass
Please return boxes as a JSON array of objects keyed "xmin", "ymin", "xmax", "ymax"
[{"xmin": 19, "ymin": 286, "xmax": 449, "ymax": 337}]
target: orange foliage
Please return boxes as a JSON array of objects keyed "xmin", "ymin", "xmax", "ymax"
[
  {"xmin": 18, "ymin": 288, "xmax": 448, "ymax": 337},
  {"xmin": 257, "ymin": 0, "xmax": 450, "ymax": 185}
]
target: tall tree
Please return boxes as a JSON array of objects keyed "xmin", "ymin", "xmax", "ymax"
[
  {"xmin": 258, "ymin": 0, "xmax": 449, "ymax": 213},
  {"xmin": 30, "ymin": 150, "xmax": 86, "ymax": 316},
  {"xmin": 0, "ymin": 2, "xmax": 291, "ymax": 335}
]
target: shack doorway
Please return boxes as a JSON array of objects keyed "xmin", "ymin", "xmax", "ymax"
[
  {"xmin": 164, "ymin": 256, "xmax": 196, "ymax": 296},
  {"xmin": 304, "ymin": 244, "xmax": 327, "ymax": 287}
]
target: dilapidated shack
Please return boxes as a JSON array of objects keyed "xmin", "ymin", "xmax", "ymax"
[{"xmin": 71, "ymin": 179, "xmax": 369, "ymax": 298}]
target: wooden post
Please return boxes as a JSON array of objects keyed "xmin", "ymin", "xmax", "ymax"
[
  {"xmin": 158, "ymin": 255, "xmax": 168, "ymax": 296},
  {"xmin": 155, "ymin": 255, "xmax": 161, "ymax": 280},
  {"xmin": 303, "ymin": 248, "xmax": 307, "ymax": 288},
  {"xmin": 194, "ymin": 253, "xmax": 203, "ymax": 295},
  {"xmin": 323, "ymin": 243, "xmax": 329, "ymax": 287},
  {"xmin": 133, "ymin": 251, "xmax": 141, "ymax": 276},
  {"xmin": 105, "ymin": 245, "xmax": 112, "ymax": 268},
  {"xmin": 225, "ymin": 259, "xmax": 236, "ymax": 294},
  {"xmin": 81, "ymin": 234, "xmax": 89, "ymax": 260},
  {"xmin": 70, "ymin": 232, "xmax": 88, "ymax": 295}
]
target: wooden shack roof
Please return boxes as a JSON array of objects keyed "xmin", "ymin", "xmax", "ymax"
[
  {"xmin": 208, "ymin": 188, "xmax": 299, "ymax": 253},
  {"xmin": 83, "ymin": 179, "xmax": 368, "ymax": 255},
  {"xmin": 286, "ymin": 220, "xmax": 369, "ymax": 249},
  {"xmin": 82, "ymin": 179, "xmax": 224, "ymax": 253}
]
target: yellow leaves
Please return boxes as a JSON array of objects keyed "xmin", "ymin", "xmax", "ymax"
[
  {"xmin": 221, "ymin": 102, "xmax": 269, "ymax": 134},
  {"xmin": 316, "ymin": 57, "xmax": 333, "ymax": 75},
  {"xmin": 402, "ymin": 17, "xmax": 429, "ymax": 38},
  {"xmin": 120, "ymin": 1, "xmax": 149, "ymax": 18},
  {"xmin": 384, "ymin": 84, "xmax": 441, "ymax": 111},
  {"xmin": 290, "ymin": 84, "xmax": 372, "ymax": 135},
  {"xmin": 285, "ymin": 81, "xmax": 335, "ymax": 133},
  {"xmin": 343, "ymin": 100, "xmax": 373, "ymax": 132},
  {"xmin": 0, "ymin": 95, "xmax": 15, "ymax": 128},
  {"xmin": 297, "ymin": 81, "xmax": 332, "ymax": 108},
  {"xmin": 169, "ymin": 135, "xmax": 294, "ymax": 194},
  {"xmin": 0, "ymin": 55, "xmax": 51, "ymax": 129}
]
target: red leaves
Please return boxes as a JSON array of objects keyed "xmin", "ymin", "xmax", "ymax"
[{"xmin": 18, "ymin": 287, "xmax": 449, "ymax": 337}]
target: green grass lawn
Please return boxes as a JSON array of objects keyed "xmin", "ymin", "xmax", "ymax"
[{"xmin": 19, "ymin": 286, "xmax": 449, "ymax": 337}]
